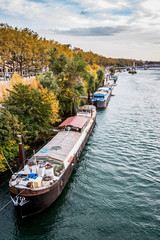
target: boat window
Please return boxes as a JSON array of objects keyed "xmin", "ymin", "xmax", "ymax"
[
  {"xmin": 98, "ymin": 89, "xmax": 108, "ymax": 92},
  {"xmin": 94, "ymin": 95, "xmax": 104, "ymax": 98}
]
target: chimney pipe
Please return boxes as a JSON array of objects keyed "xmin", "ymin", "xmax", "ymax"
[
  {"xmin": 19, "ymin": 142, "xmax": 26, "ymax": 170},
  {"xmin": 17, "ymin": 135, "xmax": 26, "ymax": 170}
]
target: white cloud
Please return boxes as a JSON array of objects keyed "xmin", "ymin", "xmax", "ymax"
[
  {"xmin": 71, "ymin": 0, "xmax": 129, "ymax": 11},
  {"xmin": 141, "ymin": 0, "xmax": 160, "ymax": 12},
  {"xmin": 0, "ymin": 0, "xmax": 160, "ymax": 60},
  {"xmin": 0, "ymin": 0, "xmax": 45, "ymax": 18}
]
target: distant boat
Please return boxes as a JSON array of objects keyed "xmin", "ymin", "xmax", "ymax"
[
  {"xmin": 128, "ymin": 68, "xmax": 137, "ymax": 74},
  {"xmin": 93, "ymin": 86, "xmax": 112, "ymax": 108},
  {"xmin": 110, "ymin": 74, "xmax": 118, "ymax": 83}
]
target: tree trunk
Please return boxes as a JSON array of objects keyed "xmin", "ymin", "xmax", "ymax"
[
  {"xmin": 20, "ymin": 58, "xmax": 23, "ymax": 76},
  {"xmin": 88, "ymin": 90, "xmax": 91, "ymax": 104},
  {"xmin": 72, "ymin": 100, "xmax": 75, "ymax": 116},
  {"xmin": 12, "ymin": 61, "xmax": 15, "ymax": 73}
]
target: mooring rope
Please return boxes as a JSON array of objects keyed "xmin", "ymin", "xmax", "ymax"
[
  {"xmin": 0, "ymin": 199, "xmax": 12, "ymax": 212},
  {"xmin": 1, "ymin": 151, "xmax": 14, "ymax": 174}
]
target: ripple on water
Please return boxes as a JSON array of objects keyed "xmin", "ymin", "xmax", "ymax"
[{"xmin": 1, "ymin": 70, "xmax": 160, "ymax": 240}]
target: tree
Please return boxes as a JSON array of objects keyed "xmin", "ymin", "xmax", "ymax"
[
  {"xmin": 47, "ymin": 52, "xmax": 87, "ymax": 117},
  {"xmin": 0, "ymin": 109, "xmax": 23, "ymax": 171},
  {"xmin": 37, "ymin": 71, "xmax": 58, "ymax": 95},
  {"xmin": 51, "ymin": 53, "xmax": 68, "ymax": 76},
  {"xmin": 3, "ymin": 82, "xmax": 60, "ymax": 142},
  {"xmin": 0, "ymin": 24, "xmax": 52, "ymax": 76},
  {"xmin": 48, "ymin": 46, "xmax": 59, "ymax": 71},
  {"xmin": 84, "ymin": 71, "xmax": 95, "ymax": 103},
  {"xmin": 109, "ymin": 66, "xmax": 115, "ymax": 75},
  {"xmin": 66, "ymin": 54, "xmax": 87, "ymax": 79},
  {"xmin": 96, "ymin": 68, "xmax": 104, "ymax": 87},
  {"xmin": 57, "ymin": 55, "xmax": 87, "ymax": 117}
]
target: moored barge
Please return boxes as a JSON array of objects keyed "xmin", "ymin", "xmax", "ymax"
[
  {"xmin": 9, "ymin": 105, "xmax": 96, "ymax": 218},
  {"xmin": 93, "ymin": 86, "xmax": 112, "ymax": 108}
]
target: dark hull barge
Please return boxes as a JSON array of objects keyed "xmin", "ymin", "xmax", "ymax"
[{"xmin": 9, "ymin": 105, "xmax": 96, "ymax": 218}]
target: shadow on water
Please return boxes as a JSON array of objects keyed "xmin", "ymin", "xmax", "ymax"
[
  {"xmin": 0, "ymin": 174, "xmax": 74, "ymax": 239},
  {"xmin": 0, "ymin": 170, "xmax": 12, "ymax": 187}
]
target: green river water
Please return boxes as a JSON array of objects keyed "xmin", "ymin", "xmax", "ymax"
[{"xmin": 0, "ymin": 68, "xmax": 160, "ymax": 240}]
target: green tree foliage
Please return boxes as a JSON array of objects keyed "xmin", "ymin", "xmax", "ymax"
[
  {"xmin": 66, "ymin": 54, "xmax": 87, "ymax": 81},
  {"xmin": 37, "ymin": 71, "xmax": 58, "ymax": 95},
  {"xmin": 3, "ymin": 83, "xmax": 59, "ymax": 142},
  {"xmin": 83, "ymin": 71, "xmax": 95, "ymax": 93},
  {"xmin": 96, "ymin": 69, "xmax": 104, "ymax": 88},
  {"xmin": 0, "ymin": 110, "xmax": 23, "ymax": 172},
  {"xmin": 47, "ymin": 52, "xmax": 87, "ymax": 117},
  {"xmin": 0, "ymin": 110, "xmax": 24, "ymax": 143},
  {"xmin": 109, "ymin": 66, "xmax": 115, "ymax": 75},
  {"xmin": 0, "ymin": 80, "xmax": 60, "ymax": 171},
  {"xmin": 51, "ymin": 53, "xmax": 68, "ymax": 76},
  {"xmin": 48, "ymin": 47, "xmax": 59, "ymax": 71}
]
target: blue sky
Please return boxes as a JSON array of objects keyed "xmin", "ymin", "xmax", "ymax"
[{"xmin": 0, "ymin": 0, "xmax": 160, "ymax": 60}]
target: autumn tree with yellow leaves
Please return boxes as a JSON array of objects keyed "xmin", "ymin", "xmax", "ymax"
[{"xmin": 0, "ymin": 23, "xmax": 143, "ymax": 79}]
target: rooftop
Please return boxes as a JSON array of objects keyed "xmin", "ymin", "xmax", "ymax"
[{"xmin": 59, "ymin": 116, "xmax": 88, "ymax": 129}]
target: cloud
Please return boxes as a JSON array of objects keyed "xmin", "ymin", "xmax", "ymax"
[
  {"xmin": 140, "ymin": 0, "xmax": 160, "ymax": 12},
  {"xmin": 154, "ymin": 42, "xmax": 160, "ymax": 44},
  {"xmin": 71, "ymin": 0, "xmax": 130, "ymax": 12},
  {"xmin": 0, "ymin": 0, "xmax": 81, "ymax": 28},
  {"xmin": 0, "ymin": 0, "xmax": 160, "ymax": 60},
  {"xmin": 54, "ymin": 25, "xmax": 128, "ymax": 36},
  {"xmin": 0, "ymin": 0, "xmax": 46, "ymax": 19}
]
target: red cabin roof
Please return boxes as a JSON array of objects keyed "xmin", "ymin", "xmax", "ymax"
[{"xmin": 59, "ymin": 116, "xmax": 88, "ymax": 129}]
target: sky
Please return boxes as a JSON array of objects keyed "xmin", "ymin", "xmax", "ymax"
[{"xmin": 0, "ymin": 0, "xmax": 160, "ymax": 61}]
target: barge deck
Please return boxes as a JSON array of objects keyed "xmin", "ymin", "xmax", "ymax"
[{"xmin": 9, "ymin": 105, "xmax": 97, "ymax": 218}]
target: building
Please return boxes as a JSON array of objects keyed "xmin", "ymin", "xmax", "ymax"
[
  {"xmin": 63, "ymin": 44, "xmax": 73, "ymax": 50},
  {"xmin": 73, "ymin": 47, "xmax": 83, "ymax": 53}
]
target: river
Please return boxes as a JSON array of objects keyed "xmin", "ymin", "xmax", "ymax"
[{"xmin": 0, "ymin": 68, "xmax": 160, "ymax": 240}]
